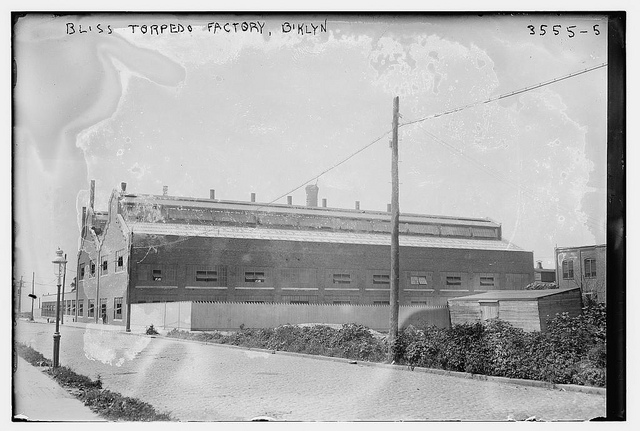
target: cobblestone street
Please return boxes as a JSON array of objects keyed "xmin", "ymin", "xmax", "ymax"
[{"xmin": 14, "ymin": 321, "xmax": 606, "ymax": 421}]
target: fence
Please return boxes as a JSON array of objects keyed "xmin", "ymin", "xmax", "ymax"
[{"xmin": 130, "ymin": 301, "xmax": 450, "ymax": 333}]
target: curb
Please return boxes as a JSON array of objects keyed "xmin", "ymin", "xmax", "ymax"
[
  {"xmin": 136, "ymin": 332, "xmax": 607, "ymax": 396},
  {"xmin": 27, "ymin": 321, "xmax": 605, "ymax": 396}
]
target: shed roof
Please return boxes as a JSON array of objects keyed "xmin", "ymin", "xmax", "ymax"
[
  {"xmin": 128, "ymin": 222, "xmax": 523, "ymax": 251},
  {"xmin": 447, "ymin": 287, "xmax": 580, "ymax": 302}
]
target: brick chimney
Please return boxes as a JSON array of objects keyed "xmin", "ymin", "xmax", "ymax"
[
  {"xmin": 89, "ymin": 180, "xmax": 95, "ymax": 210},
  {"xmin": 322, "ymin": 198, "xmax": 327, "ymax": 208},
  {"xmin": 305, "ymin": 184, "xmax": 319, "ymax": 207},
  {"xmin": 163, "ymin": 186, "xmax": 168, "ymax": 196},
  {"xmin": 355, "ymin": 201, "xmax": 360, "ymax": 210},
  {"xmin": 210, "ymin": 189, "xmax": 215, "ymax": 200},
  {"xmin": 536, "ymin": 261, "xmax": 543, "ymax": 269},
  {"xmin": 287, "ymin": 196, "xmax": 293, "ymax": 205},
  {"xmin": 120, "ymin": 182, "xmax": 127, "ymax": 193},
  {"xmin": 251, "ymin": 193, "xmax": 256, "ymax": 202}
]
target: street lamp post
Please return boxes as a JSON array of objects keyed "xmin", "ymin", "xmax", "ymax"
[{"xmin": 52, "ymin": 248, "xmax": 67, "ymax": 368}]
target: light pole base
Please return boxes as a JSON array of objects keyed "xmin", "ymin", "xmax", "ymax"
[{"xmin": 53, "ymin": 332, "xmax": 61, "ymax": 368}]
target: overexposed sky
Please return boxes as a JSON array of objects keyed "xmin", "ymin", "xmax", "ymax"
[{"xmin": 12, "ymin": 12, "xmax": 609, "ymax": 301}]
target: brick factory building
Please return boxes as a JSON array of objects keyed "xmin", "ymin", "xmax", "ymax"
[{"xmin": 73, "ymin": 181, "xmax": 534, "ymax": 328}]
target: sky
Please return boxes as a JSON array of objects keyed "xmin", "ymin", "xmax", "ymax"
[{"xmin": 12, "ymin": 12, "xmax": 610, "ymax": 307}]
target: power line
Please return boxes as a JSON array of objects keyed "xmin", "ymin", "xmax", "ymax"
[
  {"xmin": 400, "ymin": 63, "xmax": 607, "ymax": 128},
  {"xmin": 131, "ymin": 128, "xmax": 394, "ymax": 251},
  {"xmin": 412, "ymin": 123, "xmax": 609, "ymax": 238},
  {"xmin": 255, "ymin": 129, "xmax": 393, "ymax": 210},
  {"xmin": 130, "ymin": 62, "xmax": 607, "ymax": 251}
]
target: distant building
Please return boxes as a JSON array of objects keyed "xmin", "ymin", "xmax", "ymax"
[
  {"xmin": 555, "ymin": 244, "xmax": 606, "ymax": 303},
  {"xmin": 534, "ymin": 261, "xmax": 556, "ymax": 283},
  {"xmin": 74, "ymin": 180, "xmax": 534, "ymax": 327}
]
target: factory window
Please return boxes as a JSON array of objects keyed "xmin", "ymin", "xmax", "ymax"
[
  {"xmin": 333, "ymin": 300, "xmax": 351, "ymax": 305},
  {"xmin": 410, "ymin": 276, "xmax": 429, "ymax": 286},
  {"xmin": 88, "ymin": 299, "xmax": 95, "ymax": 318},
  {"xmin": 80, "ymin": 264, "xmax": 85, "ymax": 279},
  {"xmin": 584, "ymin": 258, "xmax": 596, "ymax": 278},
  {"xmin": 78, "ymin": 300, "xmax": 84, "ymax": 317},
  {"xmin": 411, "ymin": 301, "xmax": 428, "ymax": 305},
  {"xmin": 290, "ymin": 300, "xmax": 309, "ymax": 304},
  {"xmin": 480, "ymin": 276, "xmax": 495, "ymax": 287},
  {"xmin": 90, "ymin": 261, "xmax": 96, "ymax": 277},
  {"xmin": 115, "ymin": 250, "xmax": 124, "ymax": 272},
  {"xmin": 332, "ymin": 273, "xmax": 351, "ymax": 284},
  {"xmin": 373, "ymin": 274, "xmax": 390, "ymax": 284},
  {"xmin": 373, "ymin": 301, "xmax": 390, "ymax": 305},
  {"xmin": 102, "ymin": 257, "xmax": 109, "ymax": 275},
  {"xmin": 196, "ymin": 270, "xmax": 218, "ymax": 282},
  {"xmin": 446, "ymin": 276, "xmax": 462, "ymax": 286},
  {"xmin": 71, "ymin": 300, "xmax": 76, "ymax": 316},
  {"xmin": 245, "ymin": 300, "xmax": 264, "ymax": 304},
  {"xmin": 114, "ymin": 297, "xmax": 123, "ymax": 320},
  {"xmin": 245, "ymin": 271, "xmax": 265, "ymax": 283},
  {"xmin": 562, "ymin": 260, "xmax": 574, "ymax": 279},
  {"xmin": 152, "ymin": 269, "xmax": 162, "ymax": 281}
]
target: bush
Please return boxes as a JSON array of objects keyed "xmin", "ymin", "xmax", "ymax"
[
  {"xmin": 166, "ymin": 323, "xmax": 388, "ymax": 362},
  {"xmin": 396, "ymin": 302, "xmax": 606, "ymax": 387}
]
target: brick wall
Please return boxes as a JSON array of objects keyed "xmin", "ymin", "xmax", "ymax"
[{"xmin": 130, "ymin": 235, "xmax": 534, "ymax": 305}]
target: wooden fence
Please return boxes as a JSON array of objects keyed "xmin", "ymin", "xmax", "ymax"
[{"xmin": 130, "ymin": 301, "xmax": 450, "ymax": 333}]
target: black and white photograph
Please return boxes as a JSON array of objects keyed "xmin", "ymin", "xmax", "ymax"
[{"xmin": 10, "ymin": 5, "xmax": 626, "ymax": 423}]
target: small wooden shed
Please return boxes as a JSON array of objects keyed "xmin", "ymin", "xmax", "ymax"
[{"xmin": 447, "ymin": 287, "xmax": 582, "ymax": 332}]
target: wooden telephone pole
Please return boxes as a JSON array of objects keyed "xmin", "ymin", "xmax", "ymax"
[{"xmin": 388, "ymin": 96, "xmax": 400, "ymax": 361}]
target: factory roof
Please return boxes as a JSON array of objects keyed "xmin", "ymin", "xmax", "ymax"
[{"xmin": 128, "ymin": 222, "xmax": 524, "ymax": 252}]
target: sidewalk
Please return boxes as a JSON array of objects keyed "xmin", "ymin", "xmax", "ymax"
[{"xmin": 13, "ymin": 356, "xmax": 105, "ymax": 422}]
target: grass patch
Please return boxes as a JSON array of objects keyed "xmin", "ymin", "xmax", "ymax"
[{"xmin": 15, "ymin": 343, "xmax": 174, "ymax": 421}]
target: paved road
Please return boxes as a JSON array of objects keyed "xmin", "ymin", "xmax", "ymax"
[{"xmin": 14, "ymin": 320, "xmax": 605, "ymax": 421}]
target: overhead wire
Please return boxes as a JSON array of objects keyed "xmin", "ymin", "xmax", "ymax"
[
  {"xmin": 129, "ymin": 62, "xmax": 608, "ymax": 251},
  {"xmin": 399, "ymin": 63, "xmax": 607, "ymax": 128},
  {"xmin": 412, "ymin": 122, "xmax": 608, "ymax": 237}
]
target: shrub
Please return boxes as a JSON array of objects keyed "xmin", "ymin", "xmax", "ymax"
[{"xmin": 396, "ymin": 302, "xmax": 606, "ymax": 387}]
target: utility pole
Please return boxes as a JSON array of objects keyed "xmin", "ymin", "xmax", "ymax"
[
  {"xmin": 31, "ymin": 272, "xmax": 35, "ymax": 321},
  {"xmin": 19, "ymin": 276, "xmax": 24, "ymax": 314},
  {"xmin": 388, "ymin": 96, "xmax": 400, "ymax": 361}
]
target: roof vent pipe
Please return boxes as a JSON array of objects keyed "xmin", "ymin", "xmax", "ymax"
[
  {"xmin": 120, "ymin": 182, "xmax": 127, "ymax": 193},
  {"xmin": 305, "ymin": 184, "xmax": 319, "ymax": 207},
  {"xmin": 210, "ymin": 189, "xmax": 216, "ymax": 200},
  {"xmin": 251, "ymin": 192, "xmax": 256, "ymax": 202},
  {"xmin": 287, "ymin": 196, "xmax": 293, "ymax": 205},
  {"xmin": 387, "ymin": 203, "xmax": 391, "ymax": 212},
  {"xmin": 322, "ymin": 198, "xmax": 327, "ymax": 208},
  {"xmin": 163, "ymin": 186, "xmax": 168, "ymax": 196},
  {"xmin": 536, "ymin": 261, "xmax": 543, "ymax": 269}
]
